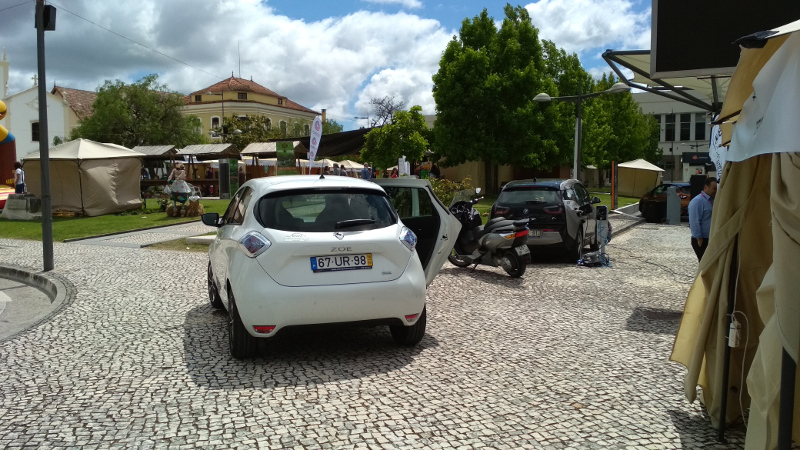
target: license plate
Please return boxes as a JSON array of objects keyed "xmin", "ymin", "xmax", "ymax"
[
  {"xmin": 311, "ymin": 254, "xmax": 373, "ymax": 273},
  {"xmin": 529, "ymin": 229, "xmax": 542, "ymax": 237},
  {"xmin": 514, "ymin": 245, "xmax": 530, "ymax": 256}
]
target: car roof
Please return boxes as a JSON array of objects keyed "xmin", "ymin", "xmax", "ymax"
[
  {"xmin": 502, "ymin": 179, "xmax": 578, "ymax": 191},
  {"xmin": 243, "ymin": 175, "xmax": 387, "ymax": 195}
]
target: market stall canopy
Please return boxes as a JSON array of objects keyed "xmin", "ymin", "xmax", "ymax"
[
  {"xmin": 131, "ymin": 145, "xmax": 177, "ymax": 158},
  {"xmin": 339, "ymin": 160, "xmax": 364, "ymax": 170},
  {"xmin": 177, "ymin": 143, "xmax": 238, "ymax": 161},
  {"xmin": 23, "ymin": 138, "xmax": 145, "ymax": 160},
  {"xmin": 240, "ymin": 141, "xmax": 308, "ymax": 157},
  {"xmin": 602, "ymin": 49, "xmax": 730, "ymax": 113},
  {"xmin": 617, "ymin": 159, "xmax": 663, "ymax": 197},
  {"xmin": 270, "ymin": 127, "xmax": 373, "ymax": 157},
  {"xmin": 618, "ymin": 159, "xmax": 664, "ymax": 172},
  {"xmin": 22, "ymin": 139, "xmax": 143, "ymax": 216}
]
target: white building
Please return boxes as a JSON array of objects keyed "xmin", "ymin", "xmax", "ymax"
[
  {"xmin": 0, "ymin": 51, "xmax": 93, "ymax": 160},
  {"xmin": 633, "ymin": 91, "xmax": 713, "ymax": 182}
]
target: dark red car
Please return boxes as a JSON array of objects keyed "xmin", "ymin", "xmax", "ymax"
[{"xmin": 638, "ymin": 183, "xmax": 691, "ymax": 223}]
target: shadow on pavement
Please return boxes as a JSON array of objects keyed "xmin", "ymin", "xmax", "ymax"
[
  {"xmin": 667, "ymin": 409, "xmax": 747, "ymax": 449},
  {"xmin": 438, "ymin": 266, "xmax": 528, "ymax": 288},
  {"xmin": 626, "ymin": 307, "xmax": 683, "ymax": 335},
  {"xmin": 182, "ymin": 304, "xmax": 437, "ymax": 390}
]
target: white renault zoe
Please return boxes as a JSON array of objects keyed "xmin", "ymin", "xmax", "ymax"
[{"xmin": 203, "ymin": 175, "xmax": 460, "ymax": 358}]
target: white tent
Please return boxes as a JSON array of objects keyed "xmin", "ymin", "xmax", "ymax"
[
  {"xmin": 617, "ymin": 159, "xmax": 664, "ymax": 197},
  {"xmin": 22, "ymin": 139, "xmax": 145, "ymax": 216}
]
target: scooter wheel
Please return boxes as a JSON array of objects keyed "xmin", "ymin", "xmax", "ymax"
[
  {"xmin": 448, "ymin": 249, "xmax": 471, "ymax": 267},
  {"xmin": 502, "ymin": 250, "xmax": 526, "ymax": 278}
]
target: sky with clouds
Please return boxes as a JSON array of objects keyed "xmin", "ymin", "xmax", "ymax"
[{"xmin": 0, "ymin": 0, "xmax": 651, "ymax": 130}]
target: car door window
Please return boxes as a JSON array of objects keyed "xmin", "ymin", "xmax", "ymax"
[
  {"xmin": 574, "ymin": 184, "xmax": 590, "ymax": 205},
  {"xmin": 564, "ymin": 188, "xmax": 578, "ymax": 202},
  {"xmin": 221, "ymin": 191, "xmax": 242, "ymax": 225},
  {"xmin": 231, "ymin": 187, "xmax": 254, "ymax": 224},
  {"xmin": 384, "ymin": 187, "xmax": 433, "ymax": 219}
]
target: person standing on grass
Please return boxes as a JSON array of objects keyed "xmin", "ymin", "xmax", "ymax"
[
  {"xmin": 361, "ymin": 163, "xmax": 371, "ymax": 180},
  {"xmin": 688, "ymin": 177, "xmax": 717, "ymax": 261}
]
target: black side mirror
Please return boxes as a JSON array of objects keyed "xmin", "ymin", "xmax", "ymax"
[
  {"xmin": 591, "ymin": 196, "xmax": 602, "ymax": 204},
  {"xmin": 202, "ymin": 212, "xmax": 221, "ymax": 227}
]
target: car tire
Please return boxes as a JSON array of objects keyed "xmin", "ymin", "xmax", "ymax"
[
  {"xmin": 207, "ymin": 262, "xmax": 224, "ymax": 309},
  {"xmin": 448, "ymin": 249, "xmax": 471, "ymax": 267},
  {"xmin": 228, "ymin": 290, "xmax": 258, "ymax": 359},
  {"xmin": 390, "ymin": 306, "xmax": 426, "ymax": 346},
  {"xmin": 501, "ymin": 250, "xmax": 527, "ymax": 277},
  {"xmin": 565, "ymin": 229, "xmax": 584, "ymax": 264}
]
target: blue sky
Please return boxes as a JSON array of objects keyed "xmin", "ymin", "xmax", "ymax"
[{"xmin": 0, "ymin": 0, "xmax": 651, "ymax": 131}]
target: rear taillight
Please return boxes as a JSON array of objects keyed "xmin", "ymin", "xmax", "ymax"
[
  {"xmin": 494, "ymin": 206, "xmax": 509, "ymax": 216},
  {"xmin": 253, "ymin": 325, "xmax": 275, "ymax": 334},
  {"xmin": 515, "ymin": 229, "xmax": 529, "ymax": 238},
  {"xmin": 544, "ymin": 205, "xmax": 563, "ymax": 215},
  {"xmin": 399, "ymin": 226, "xmax": 417, "ymax": 251},
  {"xmin": 239, "ymin": 232, "xmax": 272, "ymax": 257}
]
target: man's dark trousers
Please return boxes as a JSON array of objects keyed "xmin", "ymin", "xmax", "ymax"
[{"xmin": 691, "ymin": 238, "xmax": 708, "ymax": 262}]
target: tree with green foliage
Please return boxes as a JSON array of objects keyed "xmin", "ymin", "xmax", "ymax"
[
  {"xmin": 432, "ymin": 4, "xmax": 562, "ymax": 191},
  {"xmin": 361, "ymin": 105, "xmax": 429, "ymax": 169},
  {"xmin": 323, "ymin": 119, "xmax": 343, "ymax": 135},
  {"xmin": 70, "ymin": 74, "xmax": 206, "ymax": 148},
  {"xmin": 581, "ymin": 74, "xmax": 661, "ymax": 180}
]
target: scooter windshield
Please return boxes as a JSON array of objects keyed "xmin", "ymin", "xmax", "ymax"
[{"xmin": 450, "ymin": 190, "xmax": 474, "ymax": 208}]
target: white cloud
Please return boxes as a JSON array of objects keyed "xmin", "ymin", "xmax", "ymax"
[
  {"xmin": 363, "ymin": 0, "xmax": 423, "ymax": 9},
  {"xmin": 0, "ymin": 1, "xmax": 452, "ymax": 130},
  {"xmin": 524, "ymin": 0, "xmax": 651, "ymax": 55}
]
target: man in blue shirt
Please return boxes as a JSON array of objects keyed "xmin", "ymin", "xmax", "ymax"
[
  {"xmin": 361, "ymin": 163, "xmax": 371, "ymax": 180},
  {"xmin": 688, "ymin": 178, "xmax": 717, "ymax": 261}
]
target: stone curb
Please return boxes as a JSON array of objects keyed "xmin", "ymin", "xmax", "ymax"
[
  {"xmin": 0, "ymin": 265, "xmax": 76, "ymax": 344},
  {"xmin": 63, "ymin": 219, "xmax": 202, "ymax": 243}
]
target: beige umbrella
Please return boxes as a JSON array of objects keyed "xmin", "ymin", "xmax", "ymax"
[{"xmin": 672, "ymin": 21, "xmax": 800, "ymax": 449}]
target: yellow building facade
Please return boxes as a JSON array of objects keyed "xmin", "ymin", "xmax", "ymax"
[{"xmin": 183, "ymin": 76, "xmax": 319, "ymax": 140}]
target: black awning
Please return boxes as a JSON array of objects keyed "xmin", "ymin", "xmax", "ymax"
[
  {"xmin": 271, "ymin": 127, "xmax": 373, "ymax": 157},
  {"xmin": 682, "ymin": 152, "xmax": 711, "ymax": 166}
]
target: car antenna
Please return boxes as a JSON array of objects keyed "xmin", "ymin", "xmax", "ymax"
[{"xmin": 319, "ymin": 173, "xmax": 325, "ymax": 179}]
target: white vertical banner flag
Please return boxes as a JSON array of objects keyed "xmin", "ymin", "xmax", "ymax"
[{"xmin": 308, "ymin": 116, "xmax": 323, "ymax": 162}]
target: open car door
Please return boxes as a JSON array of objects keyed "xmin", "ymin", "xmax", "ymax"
[{"xmin": 373, "ymin": 178, "xmax": 461, "ymax": 286}]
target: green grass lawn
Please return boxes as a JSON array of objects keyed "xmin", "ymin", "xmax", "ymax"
[{"xmin": 0, "ymin": 199, "xmax": 230, "ymax": 242}]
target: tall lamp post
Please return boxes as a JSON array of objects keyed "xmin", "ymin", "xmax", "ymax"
[
  {"xmin": 534, "ymin": 82, "xmax": 630, "ymax": 179},
  {"xmin": 205, "ymin": 91, "xmax": 226, "ymax": 139}
]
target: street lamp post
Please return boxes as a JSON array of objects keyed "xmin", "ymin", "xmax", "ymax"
[
  {"xmin": 534, "ymin": 82, "xmax": 630, "ymax": 180},
  {"xmin": 205, "ymin": 91, "xmax": 225, "ymax": 139}
]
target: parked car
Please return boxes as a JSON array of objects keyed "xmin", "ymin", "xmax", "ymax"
[
  {"xmin": 203, "ymin": 175, "xmax": 460, "ymax": 359},
  {"xmin": 638, "ymin": 183, "xmax": 691, "ymax": 223},
  {"xmin": 490, "ymin": 179, "xmax": 602, "ymax": 263}
]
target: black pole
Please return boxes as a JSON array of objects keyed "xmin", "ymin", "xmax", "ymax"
[
  {"xmin": 576, "ymin": 84, "xmax": 582, "ymax": 182},
  {"xmin": 718, "ymin": 238, "xmax": 739, "ymax": 443},
  {"xmin": 777, "ymin": 348, "xmax": 796, "ymax": 450},
  {"xmin": 35, "ymin": 0, "xmax": 54, "ymax": 271}
]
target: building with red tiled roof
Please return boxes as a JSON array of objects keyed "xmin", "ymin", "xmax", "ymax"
[{"xmin": 183, "ymin": 76, "xmax": 320, "ymax": 140}]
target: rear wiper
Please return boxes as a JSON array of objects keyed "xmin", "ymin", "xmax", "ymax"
[
  {"xmin": 525, "ymin": 200, "xmax": 546, "ymax": 204},
  {"xmin": 335, "ymin": 219, "xmax": 376, "ymax": 229}
]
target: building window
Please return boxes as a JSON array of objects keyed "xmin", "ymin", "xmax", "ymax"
[
  {"xmin": 265, "ymin": 118, "xmax": 272, "ymax": 131},
  {"xmin": 278, "ymin": 98, "xmax": 283, "ymax": 105},
  {"xmin": 211, "ymin": 117, "xmax": 220, "ymax": 129},
  {"xmin": 695, "ymin": 113, "xmax": 706, "ymax": 141},
  {"xmin": 194, "ymin": 95, "xmax": 202, "ymax": 102},
  {"xmin": 665, "ymin": 114, "xmax": 675, "ymax": 142},
  {"xmin": 238, "ymin": 93, "xmax": 247, "ymax": 100},
  {"xmin": 304, "ymin": 124, "xmax": 310, "ymax": 136},
  {"xmin": 31, "ymin": 122, "xmax": 39, "ymax": 142},
  {"xmin": 280, "ymin": 121, "xmax": 287, "ymax": 137},
  {"xmin": 680, "ymin": 113, "xmax": 691, "ymax": 141}
]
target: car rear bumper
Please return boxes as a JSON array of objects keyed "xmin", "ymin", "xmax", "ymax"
[
  {"xmin": 525, "ymin": 229, "xmax": 564, "ymax": 246},
  {"xmin": 228, "ymin": 255, "xmax": 427, "ymax": 338}
]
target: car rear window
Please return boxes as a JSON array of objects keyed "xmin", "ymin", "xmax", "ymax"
[
  {"xmin": 255, "ymin": 188, "xmax": 397, "ymax": 232},
  {"xmin": 497, "ymin": 188, "xmax": 561, "ymax": 205}
]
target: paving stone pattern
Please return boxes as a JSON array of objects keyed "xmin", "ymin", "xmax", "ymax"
[{"xmin": 0, "ymin": 224, "xmax": 750, "ymax": 448}]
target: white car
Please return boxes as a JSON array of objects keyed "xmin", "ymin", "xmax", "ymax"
[{"xmin": 203, "ymin": 175, "xmax": 460, "ymax": 358}]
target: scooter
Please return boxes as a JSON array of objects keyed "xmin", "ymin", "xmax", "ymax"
[{"xmin": 448, "ymin": 189, "xmax": 531, "ymax": 277}]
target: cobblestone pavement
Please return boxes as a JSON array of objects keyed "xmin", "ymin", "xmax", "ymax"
[{"xmin": 0, "ymin": 223, "xmax": 750, "ymax": 449}]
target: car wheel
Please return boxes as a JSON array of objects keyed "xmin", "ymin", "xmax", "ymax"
[
  {"xmin": 501, "ymin": 250, "xmax": 527, "ymax": 277},
  {"xmin": 228, "ymin": 289, "xmax": 258, "ymax": 359},
  {"xmin": 448, "ymin": 249, "xmax": 471, "ymax": 267},
  {"xmin": 390, "ymin": 306, "xmax": 427, "ymax": 346},
  {"xmin": 207, "ymin": 262, "xmax": 224, "ymax": 309},
  {"xmin": 565, "ymin": 229, "xmax": 584, "ymax": 264}
]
